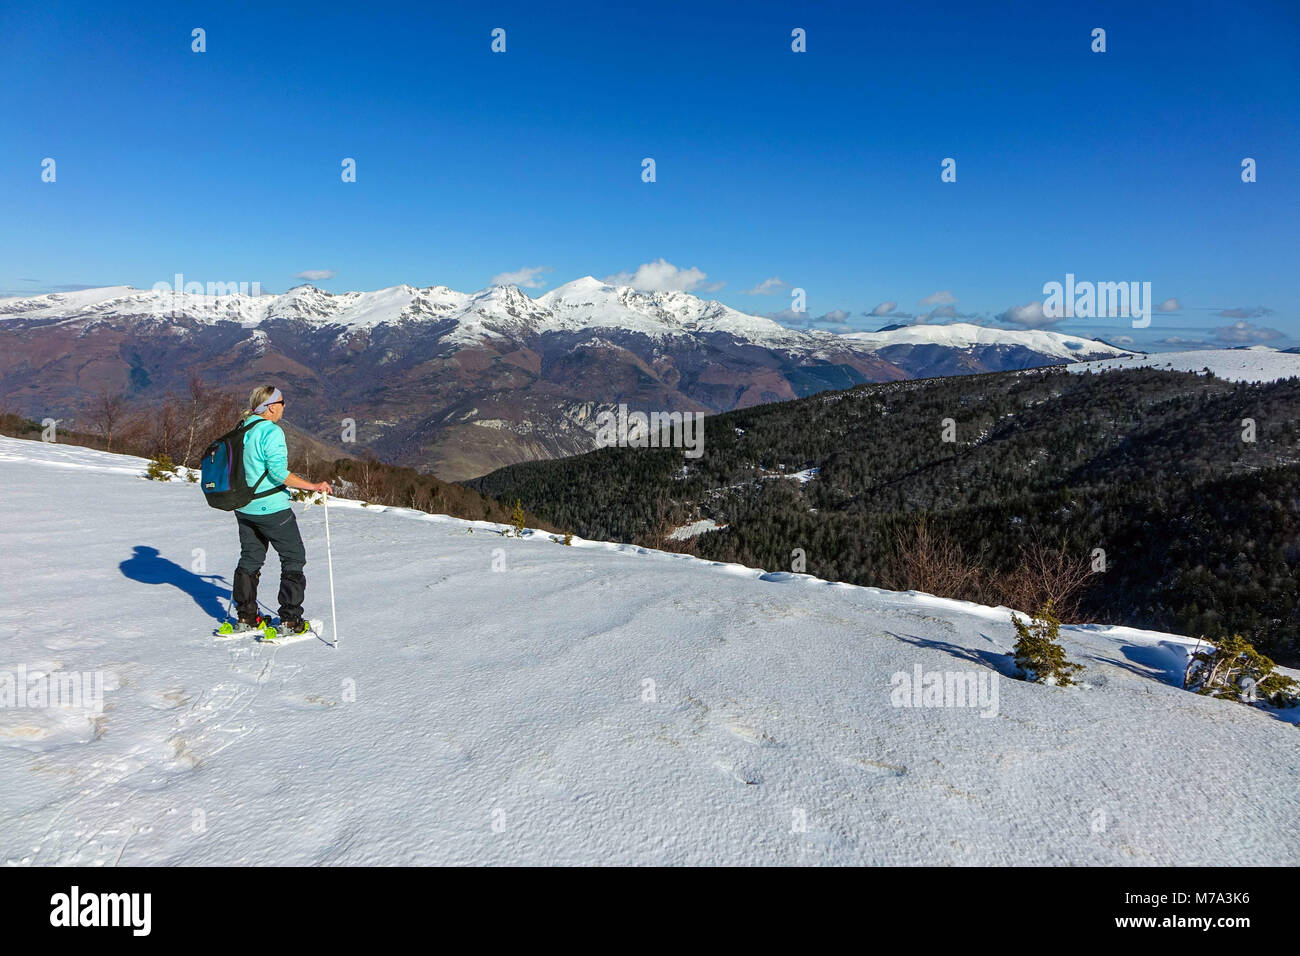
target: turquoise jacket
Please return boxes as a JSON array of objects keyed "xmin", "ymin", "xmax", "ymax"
[{"xmin": 235, "ymin": 416, "xmax": 292, "ymax": 515}]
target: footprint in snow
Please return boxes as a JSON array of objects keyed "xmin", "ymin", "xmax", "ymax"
[
  {"xmin": 278, "ymin": 692, "xmax": 337, "ymax": 711},
  {"xmin": 836, "ymin": 755, "xmax": 907, "ymax": 777},
  {"xmin": 713, "ymin": 759, "xmax": 762, "ymax": 786},
  {"xmin": 723, "ymin": 719, "xmax": 780, "ymax": 748},
  {"xmin": 0, "ymin": 708, "xmax": 104, "ymax": 751},
  {"xmin": 142, "ymin": 689, "xmax": 191, "ymax": 710},
  {"xmin": 42, "ymin": 635, "xmax": 106, "ymax": 651}
]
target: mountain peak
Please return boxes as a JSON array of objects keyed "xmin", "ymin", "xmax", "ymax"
[{"xmin": 541, "ymin": 275, "xmax": 614, "ymax": 300}]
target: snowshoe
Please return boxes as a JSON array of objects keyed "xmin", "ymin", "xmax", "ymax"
[
  {"xmin": 257, "ymin": 618, "xmax": 324, "ymax": 646},
  {"xmin": 215, "ymin": 615, "xmax": 274, "ymax": 639}
]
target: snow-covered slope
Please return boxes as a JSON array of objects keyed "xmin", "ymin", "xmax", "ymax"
[
  {"xmin": 0, "ymin": 286, "xmax": 141, "ymax": 318},
  {"xmin": 537, "ymin": 276, "xmax": 804, "ymax": 346},
  {"xmin": 2, "ymin": 435, "xmax": 1295, "ymax": 866},
  {"xmin": 841, "ymin": 322, "xmax": 1131, "ymax": 361},
  {"xmin": 1068, "ymin": 348, "xmax": 1300, "ymax": 383}
]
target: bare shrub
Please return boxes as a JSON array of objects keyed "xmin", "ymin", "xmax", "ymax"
[
  {"xmin": 181, "ymin": 374, "xmax": 205, "ymax": 467},
  {"xmin": 90, "ymin": 389, "xmax": 127, "ymax": 453},
  {"xmin": 995, "ymin": 538, "xmax": 1094, "ymax": 621},
  {"xmin": 880, "ymin": 516, "xmax": 984, "ymax": 602}
]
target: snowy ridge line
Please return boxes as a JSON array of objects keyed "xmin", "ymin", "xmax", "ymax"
[
  {"xmin": 0, "ymin": 280, "xmax": 1135, "ymax": 358},
  {"xmin": 1066, "ymin": 348, "xmax": 1300, "ymax": 384},
  {"xmin": 0, "ymin": 432, "xmax": 1239, "ymax": 661},
  {"xmin": 838, "ymin": 322, "xmax": 1126, "ymax": 361}
]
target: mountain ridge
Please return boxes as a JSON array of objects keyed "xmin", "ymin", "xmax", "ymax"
[
  {"xmin": 0, "ymin": 280, "xmax": 1134, "ymax": 480},
  {"xmin": 0, "ymin": 280, "xmax": 1133, "ymax": 353}
]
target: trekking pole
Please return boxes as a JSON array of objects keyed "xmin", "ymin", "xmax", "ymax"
[{"xmin": 323, "ymin": 494, "xmax": 339, "ymax": 649}]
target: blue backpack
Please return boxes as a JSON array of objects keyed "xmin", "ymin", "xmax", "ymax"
[{"xmin": 199, "ymin": 419, "xmax": 285, "ymax": 511}]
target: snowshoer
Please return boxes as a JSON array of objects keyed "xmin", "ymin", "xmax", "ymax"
[{"xmin": 228, "ymin": 385, "xmax": 332, "ymax": 636}]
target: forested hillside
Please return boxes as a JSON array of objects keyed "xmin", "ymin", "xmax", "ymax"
[{"xmin": 469, "ymin": 367, "xmax": 1300, "ymax": 665}]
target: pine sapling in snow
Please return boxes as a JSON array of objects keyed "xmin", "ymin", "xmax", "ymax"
[
  {"xmin": 1183, "ymin": 633, "xmax": 1299, "ymax": 708},
  {"xmin": 1010, "ymin": 601, "xmax": 1083, "ymax": 686},
  {"xmin": 511, "ymin": 499, "xmax": 526, "ymax": 537},
  {"xmin": 146, "ymin": 453, "xmax": 177, "ymax": 481}
]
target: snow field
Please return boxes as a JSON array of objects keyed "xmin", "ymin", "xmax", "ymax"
[{"xmin": 0, "ymin": 436, "xmax": 1296, "ymax": 865}]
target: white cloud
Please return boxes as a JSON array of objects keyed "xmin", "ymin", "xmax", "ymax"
[
  {"xmin": 1156, "ymin": 297, "xmax": 1181, "ymax": 312},
  {"xmin": 742, "ymin": 277, "xmax": 788, "ymax": 295},
  {"xmin": 293, "ymin": 270, "xmax": 336, "ymax": 281},
  {"xmin": 997, "ymin": 301, "xmax": 1060, "ymax": 328},
  {"xmin": 915, "ymin": 304, "xmax": 973, "ymax": 324},
  {"xmin": 1216, "ymin": 306, "xmax": 1274, "ymax": 320},
  {"xmin": 818, "ymin": 309, "xmax": 851, "ymax": 323},
  {"xmin": 1211, "ymin": 320, "xmax": 1284, "ymax": 344},
  {"xmin": 869, "ymin": 301, "xmax": 898, "ymax": 316},
  {"xmin": 490, "ymin": 265, "xmax": 552, "ymax": 289},
  {"xmin": 603, "ymin": 259, "xmax": 720, "ymax": 293},
  {"xmin": 918, "ymin": 290, "xmax": 957, "ymax": 306}
]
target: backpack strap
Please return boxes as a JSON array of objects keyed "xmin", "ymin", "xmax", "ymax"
[
  {"xmin": 242, "ymin": 418, "xmax": 288, "ymax": 499},
  {"xmin": 248, "ymin": 467, "xmax": 287, "ymax": 499}
]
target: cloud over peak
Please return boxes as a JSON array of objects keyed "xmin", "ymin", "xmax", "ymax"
[
  {"xmin": 742, "ymin": 276, "xmax": 789, "ymax": 295},
  {"xmin": 603, "ymin": 259, "xmax": 723, "ymax": 293},
  {"xmin": 1211, "ymin": 320, "xmax": 1284, "ymax": 344},
  {"xmin": 918, "ymin": 290, "xmax": 957, "ymax": 306},
  {"xmin": 490, "ymin": 265, "xmax": 552, "ymax": 289},
  {"xmin": 997, "ymin": 301, "xmax": 1060, "ymax": 328}
]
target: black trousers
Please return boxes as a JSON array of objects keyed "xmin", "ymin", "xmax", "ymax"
[{"xmin": 233, "ymin": 509, "xmax": 307, "ymax": 620}]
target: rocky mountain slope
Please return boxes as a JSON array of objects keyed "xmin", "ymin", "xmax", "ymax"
[{"xmin": 0, "ymin": 280, "xmax": 1132, "ymax": 479}]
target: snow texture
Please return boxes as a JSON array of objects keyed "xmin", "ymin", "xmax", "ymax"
[
  {"xmin": 0, "ymin": 435, "xmax": 1295, "ymax": 865},
  {"xmin": 839, "ymin": 322, "xmax": 1131, "ymax": 360},
  {"xmin": 1066, "ymin": 348, "xmax": 1300, "ymax": 383}
]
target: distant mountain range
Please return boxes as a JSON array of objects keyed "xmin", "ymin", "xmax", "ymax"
[{"xmin": 0, "ymin": 278, "xmax": 1134, "ymax": 479}]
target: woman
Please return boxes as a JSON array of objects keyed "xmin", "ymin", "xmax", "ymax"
[{"xmin": 229, "ymin": 385, "xmax": 333, "ymax": 635}]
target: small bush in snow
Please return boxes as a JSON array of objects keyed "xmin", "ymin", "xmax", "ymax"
[
  {"xmin": 1010, "ymin": 602, "xmax": 1083, "ymax": 686},
  {"xmin": 145, "ymin": 454, "xmax": 177, "ymax": 481},
  {"xmin": 1183, "ymin": 633, "xmax": 1299, "ymax": 708},
  {"xmin": 510, "ymin": 499, "xmax": 526, "ymax": 537}
]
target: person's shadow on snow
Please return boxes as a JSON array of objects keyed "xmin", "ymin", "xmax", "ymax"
[{"xmin": 119, "ymin": 546, "xmax": 228, "ymax": 621}]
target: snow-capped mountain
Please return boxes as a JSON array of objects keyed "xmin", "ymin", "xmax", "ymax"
[
  {"xmin": 0, "ymin": 279, "xmax": 1132, "ymax": 356},
  {"xmin": 842, "ymin": 321, "xmax": 1122, "ymax": 361},
  {"xmin": 0, "ymin": 280, "xmax": 1133, "ymax": 479}
]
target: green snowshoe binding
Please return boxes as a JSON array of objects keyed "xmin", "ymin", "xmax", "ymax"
[
  {"xmin": 257, "ymin": 619, "xmax": 316, "ymax": 643},
  {"xmin": 217, "ymin": 613, "xmax": 274, "ymax": 638}
]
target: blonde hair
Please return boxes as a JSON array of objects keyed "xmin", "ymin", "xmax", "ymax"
[{"xmin": 241, "ymin": 384, "xmax": 279, "ymax": 422}]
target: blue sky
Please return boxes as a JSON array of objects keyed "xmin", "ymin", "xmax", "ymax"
[{"xmin": 1, "ymin": 0, "xmax": 1297, "ymax": 348}]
